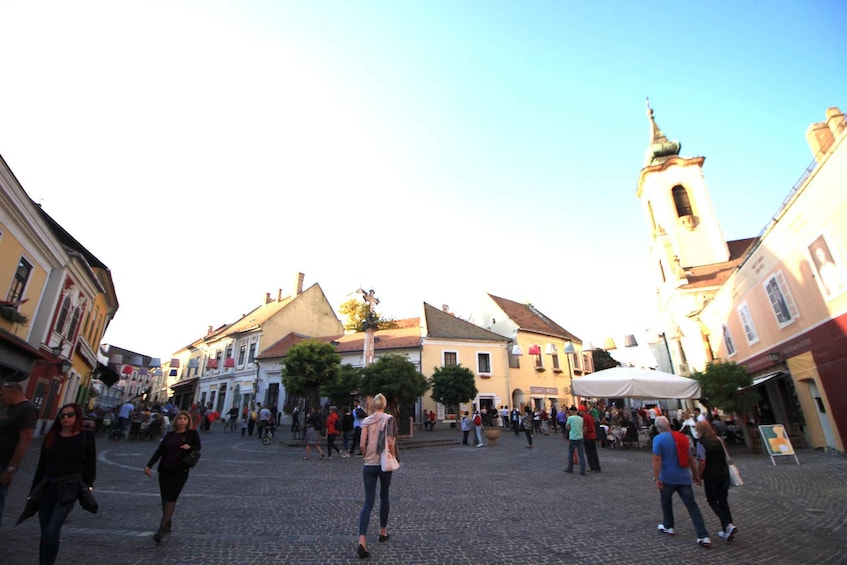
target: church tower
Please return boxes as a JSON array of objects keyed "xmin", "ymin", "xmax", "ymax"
[{"xmin": 636, "ymin": 101, "xmax": 730, "ymax": 289}]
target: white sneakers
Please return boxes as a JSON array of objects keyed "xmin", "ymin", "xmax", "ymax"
[
  {"xmin": 476, "ymin": 443, "xmax": 483, "ymax": 448},
  {"xmin": 725, "ymin": 524, "xmax": 738, "ymax": 541},
  {"xmin": 658, "ymin": 524, "xmax": 675, "ymax": 536},
  {"xmin": 697, "ymin": 537, "xmax": 712, "ymax": 548}
]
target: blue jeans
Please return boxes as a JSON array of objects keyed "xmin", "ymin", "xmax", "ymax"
[
  {"xmin": 38, "ymin": 483, "xmax": 78, "ymax": 565},
  {"xmin": 659, "ymin": 482, "xmax": 709, "ymax": 538},
  {"xmin": 567, "ymin": 439, "xmax": 586, "ymax": 474},
  {"xmin": 359, "ymin": 465, "xmax": 392, "ymax": 536}
]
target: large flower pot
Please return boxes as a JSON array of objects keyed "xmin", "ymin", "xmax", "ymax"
[{"xmin": 483, "ymin": 426, "xmax": 502, "ymax": 446}]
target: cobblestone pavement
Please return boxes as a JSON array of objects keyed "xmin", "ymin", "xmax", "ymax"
[{"xmin": 2, "ymin": 426, "xmax": 845, "ymax": 564}]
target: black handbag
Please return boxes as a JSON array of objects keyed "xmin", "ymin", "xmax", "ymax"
[
  {"xmin": 78, "ymin": 483, "xmax": 98, "ymax": 514},
  {"xmin": 182, "ymin": 448, "xmax": 201, "ymax": 468}
]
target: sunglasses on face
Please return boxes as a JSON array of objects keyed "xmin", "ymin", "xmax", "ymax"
[{"xmin": 59, "ymin": 412, "xmax": 76, "ymax": 419}]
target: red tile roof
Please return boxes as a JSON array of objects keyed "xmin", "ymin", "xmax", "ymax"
[
  {"xmin": 680, "ymin": 237, "xmax": 758, "ymax": 290},
  {"xmin": 487, "ymin": 294, "xmax": 581, "ymax": 343}
]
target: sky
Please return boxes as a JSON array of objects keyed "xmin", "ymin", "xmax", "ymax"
[{"xmin": 1, "ymin": 1, "xmax": 845, "ymax": 361}]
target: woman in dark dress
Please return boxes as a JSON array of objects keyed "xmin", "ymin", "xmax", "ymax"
[
  {"xmin": 144, "ymin": 410, "xmax": 201, "ymax": 543},
  {"xmin": 31, "ymin": 403, "xmax": 96, "ymax": 565}
]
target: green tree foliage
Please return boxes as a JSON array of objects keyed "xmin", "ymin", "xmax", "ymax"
[
  {"xmin": 691, "ymin": 361, "xmax": 759, "ymax": 416},
  {"xmin": 429, "ymin": 364, "xmax": 477, "ymax": 423},
  {"xmin": 321, "ymin": 364, "xmax": 363, "ymax": 407},
  {"xmin": 359, "ymin": 354, "xmax": 429, "ymax": 414},
  {"xmin": 281, "ymin": 340, "xmax": 341, "ymax": 409},
  {"xmin": 692, "ymin": 360, "xmax": 761, "ymax": 452},
  {"xmin": 592, "ymin": 348, "xmax": 620, "ymax": 371},
  {"xmin": 338, "ymin": 298, "xmax": 397, "ymax": 332}
]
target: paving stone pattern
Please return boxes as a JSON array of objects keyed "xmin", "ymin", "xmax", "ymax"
[{"xmin": 2, "ymin": 427, "xmax": 845, "ymax": 564}]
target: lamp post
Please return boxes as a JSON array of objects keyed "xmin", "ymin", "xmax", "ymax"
[{"xmin": 563, "ymin": 341, "xmax": 576, "ymax": 408}]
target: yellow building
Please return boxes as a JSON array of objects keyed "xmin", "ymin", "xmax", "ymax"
[
  {"xmin": 1, "ymin": 153, "xmax": 118, "ymax": 428},
  {"xmin": 473, "ymin": 294, "xmax": 589, "ymax": 412}
]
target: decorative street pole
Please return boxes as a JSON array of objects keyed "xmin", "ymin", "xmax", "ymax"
[{"xmin": 360, "ymin": 289, "xmax": 379, "ymax": 367}]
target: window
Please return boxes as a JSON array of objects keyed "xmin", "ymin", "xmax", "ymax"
[
  {"xmin": 66, "ymin": 306, "xmax": 81, "ymax": 339},
  {"xmin": 55, "ymin": 296, "xmax": 71, "ymax": 334},
  {"xmin": 443, "ymin": 352, "xmax": 457, "ymax": 366},
  {"xmin": 672, "ymin": 185, "xmax": 693, "ymax": 217},
  {"xmin": 737, "ymin": 303, "xmax": 759, "ymax": 344},
  {"xmin": 6, "ymin": 257, "xmax": 33, "ymax": 303},
  {"xmin": 477, "ymin": 353, "xmax": 491, "ymax": 374},
  {"xmin": 248, "ymin": 343, "xmax": 257, "ymax": 363},
  {"xmin": 238, "ymin": 344, "xmax": 247, "ymax": 365},
  {"xmin": 764, "ymin": 271, "xmax": 799, "ymax": 327},
  {"xmin": 551, "ymin": 354, "xmax": 560, "ymax": 370},
  {"xmin": 534, "ymin": 352, "xmax": 543, "ymax": 369},
  {"xmin": 722, "ymin": 324, "xmax": 736, "ymax": 356}
]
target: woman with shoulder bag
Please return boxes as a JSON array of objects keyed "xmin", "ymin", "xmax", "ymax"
[
  {"xmin": 30, "ymin": 403, "xmax": 96, "ymax": 565},
  {"xmin": 144, "ymin": 410, "xmax": 201, "ymax": 544},
  {"xmin": 355, "ymin": 393, "xmax": 398, "ymax": 559},
  {"xmin": 695, "ymin": 420, "xmax": 738, "ymax": 542}
]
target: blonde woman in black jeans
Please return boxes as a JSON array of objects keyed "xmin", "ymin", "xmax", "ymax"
[
  {"xmin": 145, "ymin": 410, "xmax": 201, "ymax": 543},
  {"xmin": 356, "ymin": 394, "xmax": 398, "ymax": 559}
]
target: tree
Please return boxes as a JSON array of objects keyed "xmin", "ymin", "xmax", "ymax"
[
  {"xmin": 428, "ymin": 364, "xmax": 477, "ymax": 429},
  {"xmin": 338, "ymin": 298, "xmax": 397, "ymax": 332},
  {"xmin": 321, "ymin": 364, "xmax": 363, "ymax": 407},
  {"xmin": 691, "ymin": 360, "xmax": 761, "ymax": 452},
  {"xmin": 592, "ymin": 349, "xmax": 620, "ymax": 371},
  {"xmin": 280, "ymin": 340, "xmax": 341, "ymax": 410},
  {"xmin": 359, "ymin": 354, "xmax": 429, "ymax": 416}
]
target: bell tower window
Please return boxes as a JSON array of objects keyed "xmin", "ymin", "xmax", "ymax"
[{"xmin": 672, "ymin": 185, "xmax": 693, "ymax": 217}]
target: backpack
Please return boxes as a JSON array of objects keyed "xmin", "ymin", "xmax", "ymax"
[
  {"xmin": 355, "ymin": 406, "xmax": 367, "ymax": 419},
  {"xmin": 473, "ymin": 414, "xmax": 482, "ymax": 426}
]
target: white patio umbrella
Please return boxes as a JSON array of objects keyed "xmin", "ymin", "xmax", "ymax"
[{"xmin": 572, "ymin": 366, "xmax": 702, "ymax": 399}]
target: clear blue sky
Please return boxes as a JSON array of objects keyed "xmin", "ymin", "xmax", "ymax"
[{"xmin": 1, "ymin": 0, "xmax": 845, "ymax": 358}]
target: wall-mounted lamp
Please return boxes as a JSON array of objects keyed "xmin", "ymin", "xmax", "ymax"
[
  {"xmin": 603, "ymin": 338, "xmax": 617, "ymax": 351},
  {"xmin": 562, "ymin": 341, "xmax": 576, "ymax": 355},
  {"xmin": 511, "ymin": 344, "xmax": 523, "ymax": 356},
  {"xmin": 624, "ymin": 335, "xmax": 639, "ymax": 348},
  {"xmin": 527, "ymin": 344, "xmax": 541, "ymax": 356},
  {"xmin": 767, "ymin": 352, "xmax": 782, "ymax": 364},
  {"xmin": 544, "ymin": 343, "xmax": 558, "ymax": 355}
]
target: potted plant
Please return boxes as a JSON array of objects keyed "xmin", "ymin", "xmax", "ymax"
[{"xmin": 0, "ymin": 303, "xmax": 29, "ymax": 325}]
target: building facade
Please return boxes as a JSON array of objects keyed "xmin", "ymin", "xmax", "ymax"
[{"xmin": 637, "ymin": 105, "xmax": 847, "ymax": 452}]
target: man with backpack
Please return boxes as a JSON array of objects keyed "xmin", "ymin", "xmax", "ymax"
[{"xmin": 349, "ymin": 399, "xmax": 367, "ymax": 457}]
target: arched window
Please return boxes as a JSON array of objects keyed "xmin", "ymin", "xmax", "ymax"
[
  {"xmin": 672, "ymin": 185, "xmax": 693, "ymax": 217},
  {"xmin": 67, "ymin": 306, "xmax": 81, "ymax": 339},
  {"xmin": 55, "ymin": 296, "xmax": 71, "ymax": 334}
]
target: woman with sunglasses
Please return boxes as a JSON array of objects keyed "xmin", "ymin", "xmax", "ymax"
[
  {"xmin": 30, "ymin": 403, "xmax": 96, "ymax": 565},
  {"xmin": 144, "ymin": 410, "xmax": 201, "ymax": 543}
]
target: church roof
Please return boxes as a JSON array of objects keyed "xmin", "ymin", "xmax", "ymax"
[
  {"xmin": 644, "ymin": 99, "xmax": 682, "ymax": 167},
  {"xmin": 680, "ymin": 237, "xmax": 759, "ymax": 289}
]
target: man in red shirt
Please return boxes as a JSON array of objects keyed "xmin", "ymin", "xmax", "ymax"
[{"xmin": 581, "ymin": 407, "xmax": 602, "ymax": 472}]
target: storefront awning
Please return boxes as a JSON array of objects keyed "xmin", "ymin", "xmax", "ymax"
[
  {"xmin": 170, "ymin": 377, "xmax": 199, "ymax": 391},
  {"xmin": 751, "ymin": 371, "xmax": 785, "ymax": 387}
]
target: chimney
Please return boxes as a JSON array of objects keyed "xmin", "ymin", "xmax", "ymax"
[
  {"xmin": 806, "ymin": 121, "xmax": 834, "ymax": 158},
  {"xmin": 277, "ymin": 288, "xmax": 283, "ymax": 302},
  {"xmin": 294, "ymin": 272, "xmax": 305, "ymax": 295},
  {"xmin": 207, "ymin": 325, "xmax": 213, "ymax": 335},
  {"xmin": 826, "ymin": 106, "xmax": 846, "ymax": 138},
  {"xmin": 265, "ymin": 292, "xmax": 272, "ymax": 304},
  {"xmin": 442, "ymin": 304, "xmax": 451, "ymax": 313}
]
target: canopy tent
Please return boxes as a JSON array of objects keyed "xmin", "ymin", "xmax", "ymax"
[{"xmin": 572, "ymin": 367, "xmax": 702, "ymax": 400}]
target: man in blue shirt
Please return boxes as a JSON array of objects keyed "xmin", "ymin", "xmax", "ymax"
[
  {"xmin": 564, "ymin": 406, "xmax": 586, "ymax": 475},
  {"xmin": 652, "ymin": 416, "xmax": 711, "ymax": 548}
]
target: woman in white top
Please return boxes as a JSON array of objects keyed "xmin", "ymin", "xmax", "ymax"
[{"xmin": 356, "ymin": 394, "xmax": 398, "ymax": 559}]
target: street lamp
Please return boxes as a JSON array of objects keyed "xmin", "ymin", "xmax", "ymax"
[{"xmin": 563, "ymin": 341, "xmax": 576, "ymax": 407}]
